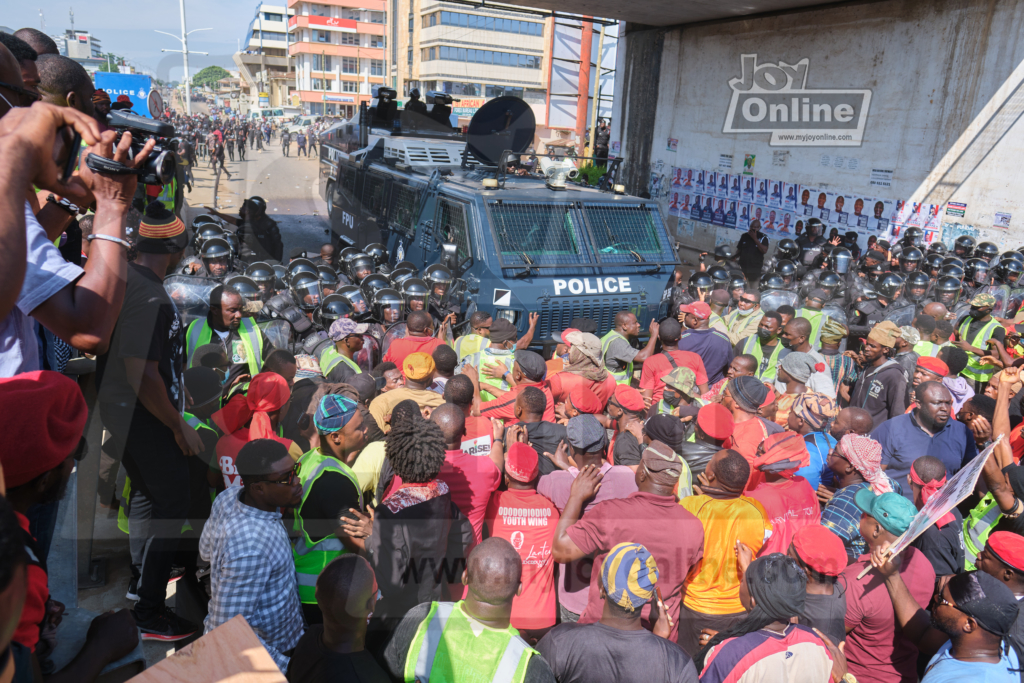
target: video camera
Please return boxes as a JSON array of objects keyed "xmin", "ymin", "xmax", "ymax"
[
  {"xmin": 426, "ymin": 91, "xmax": 460, "ymax": 106},
  {"xmin": 84, "ymin": 109, "xmax": 178, "ymax": 186}
]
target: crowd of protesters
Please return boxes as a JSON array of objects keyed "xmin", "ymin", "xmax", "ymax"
[{"xmin": 4, "ymin": 24, "xmax": 1024, "ymax": 683}]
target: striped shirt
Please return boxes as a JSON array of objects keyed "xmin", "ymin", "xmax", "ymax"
[{"xmin": 700, "ymin": 624, "xmax": 833, "ymax": 683}]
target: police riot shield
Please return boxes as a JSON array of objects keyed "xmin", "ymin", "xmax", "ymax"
[
  {"xmin": 258, "ymin": 320, "xmax": 294, "ymax": 351},
  {"xmin": 163, "ymin": 276, "xmax": 219, "ymax": 327},
  {"xmin": 982, "ymin": 284, "xmax": 1011, "ymax": 319},
  {"xmin": 884, "ymin": 302, "xmax": 917, "ymax": 328},
  {"xmin": 952, "ymin": 301, "xmax": 972, "ymax": 325},
  {"xmin": 822, "ymin": 303, "xmax": 849, "ymax": 353},
  {"xmin": 381, "ymin": 322, "xmax": 408, "ymax": 356},
  {"xmin": 1008, "ymin": 288, "xmax": 1024, "ymax": 318},
  {"xmin": 354, "ymin": 334, "xmax": 380, "ymax": 373},
  {"xmin": 760, "ymin": 289, "xmax": 800, "ymax": 313}
]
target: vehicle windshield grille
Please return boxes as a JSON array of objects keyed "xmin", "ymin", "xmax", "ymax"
[
  {"xmin": 488, "ymin": 202, "xmax": 585, "ymax": 265},
  {"xmin": 582, "ymin": 204, "xmax": 673, "ymax": 263},
  {"xmin": 388, "ymin": 183, "xmax": 421, "ymax": 238},
  {"xmin": 436, "ymin": 198, "xmax": 470, "ymax": 260}
]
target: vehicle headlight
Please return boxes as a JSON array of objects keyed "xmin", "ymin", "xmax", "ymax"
[{"xmin": 495, "ymin": 308, "xmax": 520, "ymax": 325}]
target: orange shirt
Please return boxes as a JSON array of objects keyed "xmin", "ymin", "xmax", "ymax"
[{"xmin": 382, "ymin": 335, "xmax": 447, "ymax": 372}]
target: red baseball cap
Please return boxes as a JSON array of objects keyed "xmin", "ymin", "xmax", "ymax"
[
  {"xmin": 696, "ymin": 403, "xmax": 733, "ymax": 440},
  {"xmin": 792, "ymin": 526, "xmax": 847, "ymax": 577},
  {"xmin": 505, "ymin": 442, "xmax": 539, "ymax": 483},
  {"xmin": 987, "ymin": 531, "xmax": 1024, "ymax": 572},
  {"xmin": 679, "ymin": 302, "xmax": 711, "ymax": 320},
  {"xmin": 916, "ymin": 356, "xmax": 949, "ymax": 378},
  {"xmin": 568, "ymin": 386, "xmax": 603, "ymax": 414}
]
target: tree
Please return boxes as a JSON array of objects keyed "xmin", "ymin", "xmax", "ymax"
[
  {"xmin": 98, "ymin": 53, "xmax": 126, "ymax": 73},
  {"xmin": 192, "ymin": 66, "xmax": 231, "ymax": 89}
]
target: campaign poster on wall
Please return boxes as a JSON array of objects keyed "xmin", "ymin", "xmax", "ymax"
[
  {"xmin": 712, "ymin": 197, "xmax": 728, "ymax": 225},
  {"xmin": 831, "ymin": 192, "xmax": 851, "ymax": 227},
  {"xmin": 741, "ymin": 176, "xmax": 755, "ymax": 203},
  {"xmin": 845, "ymin": 197, "xmax": 872, "ymax": 229},
  {"xmin": 737, "ymin": 202, "xmax": 752, "ymax": 229},
  {"xmin": 677, "ymin": 192, "xmax": 694, "ymax": 216},
  {"xmin": 891, "ymin": 200, "xmax": 912, "ymax": 227},
  {"xmin": 767, "ymin": 180, "xmax": 784, "ymax": 209},
  {"xmin": 707, "ymin": 172, "xmax": 719, "ymax": 199},
  {"xmin": 760, "ymin": 208, "xmax": 782, "ymax": 234},
  {"xmin": 702, "ymin": 195, "xmax": 717, "ymax": 223},
  {"xmin": 724, "ymin": 199, "xmax": 738, "ymax": 228},
  {"xmin": 671, "ymin": 167, "xmax": 683, "ymax": 188},
  {"xmin": 869, "ymin": 198, "xmax": 896, "ymax": 232},
  {"xmin": 754, "ymin": 178, "xmax": 771, "ymax": 206},
  {"xmin": 729, "ymin": 174, "xmax": 742, "ymax": 200},
  {"xmin": 749, "ymin": 204, "xmax": 769, "ymax": 230},
  {"xmin": 775, "ymin": 211, "xmax": 796, "ymax": 236},
  {"xmin": 668, "ymin": 191, "xmax": 680, "ymax": 216},
  {"xmin": 690, "ymin": 194, "xmax": 704, "ymax": 221},
  {"xmin": 695, "ymin": 170, "xmax": 707, "ymax": 196},
  {"xmin": 907, "ymin": 202, "xmax": 924, "ymax": 228},
  {"xmin": 679, "ymin": 168, "xmax": 695, "ymax": 190},
  {"xmin": 716, "ymin": 172, "xmax": 731, "ymax": 198},
  {"xmin": 814, "ymin": 191, "xmax": 834, "ymax": 223},
  {"xmin": 798, "ymin": 186, "xmax": 819, "ymax": 217},
  {"xmin": 783, "ymin": 183, "xmax": 798, "ymax": 212},
  {"xmin": 924, "ymin": 204, "xmax": 942, "ymax": 230}
]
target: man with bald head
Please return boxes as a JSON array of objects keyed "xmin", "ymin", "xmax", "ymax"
[
  {"xmin": 13, "ymin": 28, "xmax": 59, "ymax": 56},
  {"xmin": 286, "ymin": 555, "xmax": 388, "ymax": 683},
  {"xmin": 601, "ymin": 310, "xmax": 659, "ymax": 385},
  {"xmin": 872, "ymin": 381, "xmax": 977, "ymax": 500},
  {"xmin": 37, "ymin": 54, "xmax": 95, "ymax": 116},
  {"xmin": 923, "ymin": 301, "xmax": 950, "ymax": 321},
  {"xmin": 382, "ymin": 538, "xmax": 556, "ymax": 682}
]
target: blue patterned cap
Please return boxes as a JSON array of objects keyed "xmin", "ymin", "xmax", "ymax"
[{"xmin": 314, "ymin": 394, "xmax": 359, "ymax": 433}]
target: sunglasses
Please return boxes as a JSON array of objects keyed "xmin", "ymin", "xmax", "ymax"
[
  {"xmin": 739, "ymin": 297, "xmax": 758, "ymax": 304},
  {"xmin": 0, "ymin": 80, "xmax": 42, "ymax": 104},
  {"xmin": 263, "ymin": 461, "xmax": 301, "ymax": 486}
]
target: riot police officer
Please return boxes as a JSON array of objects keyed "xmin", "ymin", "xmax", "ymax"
[
  {"xmin": 185, "ymin": 237, "xmax": 237, "ymax": 278},
  {"xmin": 374, "ymin": 288, "xmax": 404, "ymax": 326},
  {"xmin": 318, "ymin": 265, "xmax": 341, "ymax": 296},
  {"xmin": 847, "ymin": 282, "xmax": 888, "ymax": 346},
  {"xmin": 897, "ymin": 247, "xmax": 923, "ymax": 275},
  {"xmin": 337, "ymin": 285, "xmax": 372, "ymax": 321},
  {"xmin": 672, "ymin": 272, "xmax": 713, "ymax": 312},
  {"xmin": 904, "ymin": 272, "xmax": 930, "ymax": 312},
  {"xmin": 963, "ymin": 258, "xmax": 991, "ymax": 301},
  {"xmin": 401, "ymin": 278, "xmax": 431, "ymax": 315},
  {"xmin": 890, "ymin": 227, "xmax": 923, "ymax": 262},
  {"xmin": 879, "ymin": 272, "xmax": 916, "ymax": 327},
  {"xmin": 927, "ymin": 275, "xmax": 962, "ymax": 310},
  {"xmin": 953, "ymin": 235, "xmax": 976, "ymax": 260},
  {"xmin": 975, "ymin": 241, "xmax": 1000, "ymax": 265},
  {"xmin": 423, "ymin": 263, "xmax": 460, "ymax": 324},
  {"xmin": 245, "ymin": 261, "xmax": 277, "ymax": 302}
]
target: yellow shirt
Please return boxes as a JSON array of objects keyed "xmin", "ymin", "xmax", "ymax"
[
  {"xmin": 679, "ymin": 494, "xmax": 772, "ymax": 614},
  {"xmin": 351, "ymin": 441, "xmax": 387, "ymax": 506},
  {"xmin": 368, "ymin": 387, "xmax": 446, "ymax": 432}
]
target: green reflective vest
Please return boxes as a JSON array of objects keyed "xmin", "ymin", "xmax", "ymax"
[
  {"xmin": 464, "ymin": 348, "xmax": 515, "ymax": 401},
  {"xmin": 454, "ymin": 333, "xmax": 490, "ymax": 361},
  {"xmin": 405, "ymin": 601, "xmax": 536, "ymax": 683},
  {"xmin": 186, "ymin": 317, "xmax": 264, "ymax": 376},
  {"xmin": 964, "ymin": 492, "xmax": 1003, "ymax": 570},
  {"xmin": 742, "ymin": 336, "xmax": 786, "ymax": 383},
  {"xmin": 958, "ymin": 317, "xmax": 1001, "ymax": 382},
  {"xmin": 293, "ymin": 448, "xmax": 362, "ymax": 604},
  {"xmin": 655, "ymin": 396, "xmax": 705, "ymax": 416},
  {"xmin": 797, "ymin": 308, "xmax": 826, "ymax": 347},
  {"xmin": 320, "ymin": 346, "xmax": 362, "ymax": 377},
  {"xmin": 600, "ymin": 330, "xmax": 633, "ymax": 385},
  {"xmin": 913, "ymin": 341, "xmax": 943, "ymax": 358}
]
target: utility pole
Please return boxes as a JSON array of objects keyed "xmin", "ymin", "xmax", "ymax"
[
  {"xmin": 69, "ymin": 7, "xmax": 74, "ymax": 34},
  {"xmin": 588, "ymin": 23, "xmax": 605, "ymax": 162},
  {"xmin": 258, "ymin": 4, "xmax": 266, "ymax": 104},
  {"xmin": 39, "ymin": 9, "xmax": 45, "ymax": 31},
  {"xmin": 156, "ymin": 0, "xmax": 211, "ymax": 117}
]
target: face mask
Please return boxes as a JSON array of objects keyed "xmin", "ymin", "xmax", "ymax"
[
  {"xmin": 756, "ymin": 328, "xmax": 775, "ymax": 341},
  {"xmin": 736, "ymin": 307, "xmax": 755, "ymax": 316},
  {"xmin": 663, "ymin": 391, "xmax": 680, "ymax": 407},
  {"xmin": 780, "ymin": 337, "xmax": 795, "ymax": 349},
  {"xmin": 969, "ymin": 307, "xmax": 986, "ymax": 319}
]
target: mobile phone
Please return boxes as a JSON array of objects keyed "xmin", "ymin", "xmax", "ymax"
[{"xmin": 52, "ymin": 125, "xmax": 81, "ymax": 184}]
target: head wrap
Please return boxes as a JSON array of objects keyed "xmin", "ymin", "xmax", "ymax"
[
  {"xmin": 563, "ymin": 330, "xmax": 602, "ymax": 365},
  {"xmin": 854, "ymin": 489, "xmax": 916, "ymax": 536},
  {"xmin": 568, "ymin": 386, "xmax": 603, "ymax": 415},
  {"xmin": 781, "ymin": 352, "xmax": 815, "ymax": 383},
  {"xmin": 754, "ymin": 432, "xmax": 809, "ymax": 475},
  {"xmin": 92, "ymin": 89, "xmax": 110, "ymax": 105},
  {"xmin": 837, "ymin": 433, "xmax": 892, "ymax": 494},
  {"xmin": 612, "ymin": 385, "xmax": 645, "ymax": 413},
  {"xmin": 403, "ymin": 352, "xmax": 435, "ymax": 381},
  {"xmin": 910, "ymin": 460, "xmax": 955, "ymax": 527},
  {"xmin": 899, "ymin": 325, "xmax": 921, "ymax": 346},
  {"xmin": 641, "ymin": 440, "xmax": 685, "ymax": 486},
  {"xmin": 601, "ymin": 542, "xmax": 659, "ymax": 612},
  {"xmin": 212, "ymin": 372, "xmax": 290, "ymax": 439},
  {"xmin": 697, "ymin": 404, "xmax": 733, "ymax": 440},
  {"xmin": 986, "ymin": 532, "xmax": 1024, "ymax": 573},
  {"xmin": 489, "ymin": 318, "xmax": 517, "ymax": 343},
  {"xmin": 563, "ymin": 335, "xmax": 608, "ymax": 383},
  {"xmin": 314, "ymin": 394, "xmax": 359, "ymax": 433},
  {"xmin": 514, "ymin": 350, "xmax": 547, "ymax": 382},
  {"xmin": 947, "ymin": 571, "xmax": 1020, "ymax": 638},
  {"xmin": 566, "ymin": 414, "xmax": 608, "ymax": 453},
  {"xmin": 819, "ymin": 318, "xmax": 849, "ymax": 345},
  {"xmin": 505, "ymin": 442, "xmax": 539, "ymax": 482},
  {"xmin": 729, "ymin": 375, "xmax": 768, "ymax": 413},
  {"xmin": 791, "ymin": 392, "xmax": 839, "ymax": 433},
  {"xmin": 644, "ymin": 415, "xmax": 686, "ymax": 450},
  {"xmin": 136, "ymin": 201, "xmax": 188, "ymax": 253},
  {"xmin": 0, "ymin": 371, "xmax": 87, "ymax": 488},
  {"xmin": 916, "ymin": 356, "xmax": 949, "ymax": 378},
  {"xmin": 868, "ymin": 321, "xmax": 901, "ymax": 348},
  {"xmin": 792, "ymin": 527, "xmax": 847, "ymax": 577}
]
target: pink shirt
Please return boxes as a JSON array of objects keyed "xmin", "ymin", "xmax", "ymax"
[
  {"xmin": 747, "ymin": 477, "xmax": 821, "ymax": 557},
  {"xmin": 439, "ymin": 449, "xmax": 501, "ymax": 546}
]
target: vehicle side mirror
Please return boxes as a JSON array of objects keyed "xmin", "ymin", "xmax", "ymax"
[{"xmin": 440, "ymin": 242, "xmax": 462, "ymax": 275}]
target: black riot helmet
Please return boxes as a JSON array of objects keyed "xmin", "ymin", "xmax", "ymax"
[
  {"xmin": 191, "ymin": 214, "xmax": 220, "ymax": 231},
  {"xmin": 290, "ymin": 271, "xmax": 323, "ymax": 312},
  {"xmin": 941, "ymin": 256, "xmax": 965, "ymax": 270},
  {"xmin": 272, "ymin": 264, "xmax": 288, "ymax": 291},
  {"xmin": 805, "ymin": 217, "xmax": 824, "ymax": 237},
  {"xmin": 976, "ymin": 241, "xmax": 1000, "ymax": 262},
  {"xmin": 338, "ymin": 247, "xmax": 359, "ymax": 265},
  {"xmin": 776, "ymin": 239, "xmax": 800, "ymax": 261},
  {"xmin": 364, "ymin": 242, "xmax": 388, "ymax": 267},
  {"xmin": 401, "ymin": 278, "xmax": 431, "ymax": 313},
  {"xmin": 939, "ymin": 263, "xmax": 965, "ymax": 281},
  {"xmin": 777, "ymin": 260, "xmax": 797, "ymax": 284},
  {"xmin": 760, "ymin": 273, "xmax": 786, "ymax": 292},
  {"xmin": 347, "ymin": 255, "xmax": 374, "ymax": 284},
  {"xmin": 865, "ymin": 261, "xmax": 885, "ymax": 285},
  {"xmin": 728, "ymin": 277, "xmax": 747, "ymax": 295},
  {"xmin": 827, "ymin": 247, "xmax": 853, "ymax": 275},
  {"xmin": 393, "ymin": 260, "xmax": 417, "ymax": 273},
  {"xmin": 953, "ymin": 235, "xmax": 976, "ymax": 258},
  {"xmin": 925, "ymin": 253, "xmax": 945, "ymax": 276},
  {"xmin": 193, "ymin": 223, "xmax": 226, "ymax": 253},
  {"xmin": 713, "ymin": 244, "xmax": 735, "ymax": 262},
  {"xmin": 389, "ymin": 267, "xmax": 416, "ymax": 288},
  {"xmin": 423, "ymin": 263, "xmax": 455, "ymax": 304},
  {"xmin": 245, "ymin": 261, "xmax": 276, "ymax": 300},
  {"xmin": 1001, "ymin": 251, "xmax": 1024, "ymax": 266},
  {"xmin": 374, "ymin": 288, "xmax": 404, "ymax": 325},
  {"xmin": 223, "ymin": 275, "xmax": 261, "ymax": 303},
  {"xmin": 927, "ymin": 241, "xmax": 948, "ymax": 256},
  {"xmin": 317, "ymin": 294, "xmax": 354, "ymax": 327},
  {"xmin": 965, "ymin": 258, "xmax": 991, "ymax": 286},
  {"xmin": 904, "ymin": 272, "xmax": 930, "ymax": 303},
  {"xmin": 877, "ymin": 272, "xmax": 905, "ymax": 301},
  {"xmin": 287, "ymin": 257, "xmax": 319, "ymax": 285},
  {"xmin": 337, "ymin": 285, "xmax": 371, "ymax": 317},
  {"xmin": 360, "ymin": 272, "xmax": 391, "ymax": 303},
  {"xmin": 707, "ymin": 266, "xmax": 730, "ymax": 290},
  {"xmin": 688, "ymin": 272, "xmax": 714, "ymax": 299},
  {"xmin": 317, "ymin": 265, "xmax": 341, "ymax": 294},
  {"xmin": 898, "ymin": 247, "xmax": 923, "ymax": 274},
  {"xmin": 223, "ymin": 232, "xmax": 240, "ymax": 260},
  {"xmin": 858, "ymin": 283, "xmax": 879, "ymax": 301},
  {"xmin": 200, "ymin": 237, "xmax": 233, "ymax": 277},
  {"xmin": 996, "ymin": 258, "xmax": 1024, "ymax": 285},
  {"xmin": 817, "ymin": 271, "xmax": 842, "ymax": 300},
  {"xmin": 933, "ymin": 276, "xmax": 962, "ymax": 307},
  {"xmin": 902, "ymin": 227, "xmax": 923, "ymax": 248}
]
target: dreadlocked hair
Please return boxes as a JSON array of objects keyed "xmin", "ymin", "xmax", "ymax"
[{"xmin": 386, "ymin": 415, "xmax": 447, "ymax": 484}]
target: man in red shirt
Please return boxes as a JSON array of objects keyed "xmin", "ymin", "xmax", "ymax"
[
  {"xmin": 547, "ymin": 330, "xmax": 616, "ymax": 409},
  {"xmin": 382, "ymin": 310, "xmax": 446, "ymax": 371},
  {"xmin": 552, "ymin": 441, "xmax": 704, "ymax": 642},
  {"xmin": 639, "ymin": 318, "xmax": 709, "ymax": 403},
  {"xmin": 485, "ymin": 442, "xmax": 559, "ymax": 636},
  {"xmin": 746, "ymin": 432, "xmax": 821, "ymax": 556},
  {"xmin": 472, "ymin": 350, "xmax": 556, "ymax": 423},
  {"xmin": 443, "ymin": 374, "xmax": 494, "ymax": 457},
  {"xmin": 721, "ymin": 375, "xmax": 784, "ymax": 490}
]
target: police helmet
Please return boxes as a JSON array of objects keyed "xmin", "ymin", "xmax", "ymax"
[
  {"xmin": 223, "ymin": 275, "xmax": 260, "ymax": 303},
  {"xmin": 223, "ymin": 232, "xmax": 240, "ymax": 260},
  {"xmin": 348, "ymin": 254, "xmax": 375, "ymax": 283},
  {"xmin": 245, "ymin": 261, "xmax": 275, "ymax": 285},
  {"xmin": 933, "ymin": 276, "xmax": 962, "ymax": 307},
  {"xmin": 1002, "ymin": 251, "xmax": 1024, "ymax": 266},
  {"xmin": 902, "ymin": 227, "xmax": 924, "ymax": 248},
  {"xmin": 317, "ymin": 294, "xmax": 355, "ymax": 326},
  {"xmin": 927, "ymin": 241, "xmax": 948, "ymax": 256},
  {"xmin": 976, "ymin": 241, "xmax": 1000, "ymax": 262},
  {"xmin": 953, "ymin": 235, "xmax": 976, "ymax": 258},
  {"xmin": 877, "ymin": 272, "xmax": 904, "ymax": 300},
  {"xmin": 996, "ymin": 258, "xmax": 1024, "ymax": 285},
  {"xmin": 393, "ymin": 261, "xmax": 418, "ymax": 274},
  {"xmin": 401, "ymin": 278, "xmax": 431, "ymax": 312},
  {"xmin": 925, "ymin": 253, "xmax": 945, "ymax": 275},
  {"xmin": 817, "ymin": 271, "xmax": 842, "ymax": 299},
  {"xmin": 272, "ymin": 264, "xmax": 288, "ymax": 291},
  {"xmin": 364, "ymin": 243, "xmax": 388, "ymax": 267},
  {"xmin": 713, "ymin": 244, "xmax": 735, "ymax": 262},
  {"xmin": 389, "ymin": 267, "xmax": 416, "ymax": 288},
  {"xmin": 423, "ymin": 263, "xmax": 455, "ymax": 303},
  {"xmin": 286, "ymin": 258, "xmax": 319, "ymax": 284},
  {"xmin": 707, "ymin": 266, "xmax": 731, "ymax": 290},
  {"xmin": 191, "ymin": 214, "xmax": 221, "ymax": 230},
  {"xmin": 317, "ymin": 265, "xmax": 341, "ymax": 293},
  {"xmin": 290, "ymin": 271, "xmax": 323, "ymax": 312},
  {"xmin": 805, "ymin": 217, "xmax": 824, "ymax": 236},
  {"xmin": 360, "ymin": 273, "xmax": 391, "ymax": 303},
  {"xmin": 939, "ymin": 263, "xmax": 965, "ymax": 281},
  {"xmin": 200, "ymin": 237, "xmax": 233, "ymax": 276},
  {"xmin": 904, "ymin": 272, "xmax": 930, "ymax": 303},
  {"xmin": 339, "ymin": 247, "xmax": 359, "ymax": 264},
  {"xmin": 898, "ymin": 247, "xmax": 923, "ymax": 274},
  {"xmin": 942, "ymin": 256, "xmax": 965, "ymax": 270},
  {"xmin": 760, "ymin": 273, "xmax": 786, "ymax": 292},
  {"xmin": 688, "ymin": 272, "xmax": 714, "ymax": 299},
  {"xmin": 777, "ymin": 260, "xmax": 797, "ymax": 282},
  {"xmin": 374, "ymin": 288, "xmax": 404, "ymax": 325},
  {"xmin": 827, "ymin": 247, "xmax": 853, "ymax": 275},
  {"xmin": 865, "ymin": 262, "xmax": 885, "ymax": 284},
  {"xmin": 776, "ymin": 239, "xmax": 800, "ymax": 261},
  {"xmin": 728, "ymin": 277, "xmax": 747, "ymax": 294},
  {"xmin": 193, "ymin": 223, "xmax": 226, "ymax": 253},
  {"xmin": 965, "ymin": 258, "xmax": 991, "ymax": 286},
  {"xmin": 858, "ymin": 283, "xmax": 879, "ymax": 301},
  {"xmin": 337, "ymin": 285, "xmax": 371, "ymax": 317}
]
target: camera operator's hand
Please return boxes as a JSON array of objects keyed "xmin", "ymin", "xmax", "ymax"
[
  {"xmin": 0, "ymin": 102, "xmax": 103, "ymax": 196},
  {"xmin": 70, "ymin": 131, "xmax": 156, "ymax": 211}
]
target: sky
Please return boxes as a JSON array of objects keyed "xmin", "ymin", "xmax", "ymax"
[{"xmin": 4, "ymin": 0, "xmax": 257, "ymax": 79}]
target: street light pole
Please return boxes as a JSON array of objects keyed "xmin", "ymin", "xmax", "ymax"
[{"xmin": 155, "ymin": 0, "xmax": 211, "ymax": 117}]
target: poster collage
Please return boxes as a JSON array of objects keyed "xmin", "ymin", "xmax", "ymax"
[{"xmin": 666, "ymin": 167, "xmax": 944, "ymax": 249}]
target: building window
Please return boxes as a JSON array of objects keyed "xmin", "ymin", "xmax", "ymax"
[
  {"xmin": 252, "ymin": 30, "xmax": 286, "ymax": 42},
  {"xmin": 370, "ymin": 36, "xmax": 385, "ymax": 48},
  {"xmin": 407, "ymin": 48, "xmax": 413, "ymax": 65},
  {"xmin": 342, "ymin": 80, "xmax": 357, "ymax": 92},
  {"xmin": 262, "ymin": 12, "xmax": 283, "ymax": 21},
  {"xmin": 312, "ymin": 78, "xmax": 324, "ymax": 90},
  {"xmin": 409, "ymin": 16, "xmax": 413, "ymax": 30},
  {"xmin": 370, "ymin": 11, "xmax": 385, "ymax": 23},
  {"xmin": 437, "ymin": 46, "xmax": 539, "ymax": 69},
  {"xmin": 344, "ymin": 9, "xmax": 360, "ymax": 20},
  {"xmin": 370, "ymin": 59, "xmax": 384, "ymax": 76},
  {"xmin": 313, "ymin": 54, "xmax": 331, "ymax": 70},
  {"xmin": 312, "ymin": 30, "xmax": 332, "ymax": 43},
  {"xmin": 441, "ymin": 82, "xmax": 479, "ymax": 96},
  {"xmin": 341, "ymin": 32, "xmax": 359, "ymax": 45},
  {"xmin": 439, "ymin": 11, "xmax": 542, "ymax": 36},
  {"xmin": 486, "ymin": 85, "xmax": 524, "ymax": 99},
  {"xmin": 342, "ymin": 56, "xmax": 358, "ymax": 73}
]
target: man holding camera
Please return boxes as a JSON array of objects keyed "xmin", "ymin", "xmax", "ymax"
[{"xmin": 736, "ymin": 218, "xmax": 769, "ymax": 288}]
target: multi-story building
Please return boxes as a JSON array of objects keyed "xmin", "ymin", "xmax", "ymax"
[
  {"xmin": 392, "ymin": 1, "xmax": 551, "ymax": 121},
  {"xmin": 56, "ymin": 30, "xmax": 106, "ymax": 73},
  {"xmin": 234, "ymin": 4, "xmax": 295, "ymax": 110},
  {"xmin": 287, "ymin": 0, "xmax": 387, "ymax": 118}
]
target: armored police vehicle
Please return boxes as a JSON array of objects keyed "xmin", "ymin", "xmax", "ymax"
[{"xmin": 317, "ymin": 92, "xmax": 678, "ymax": 350}]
